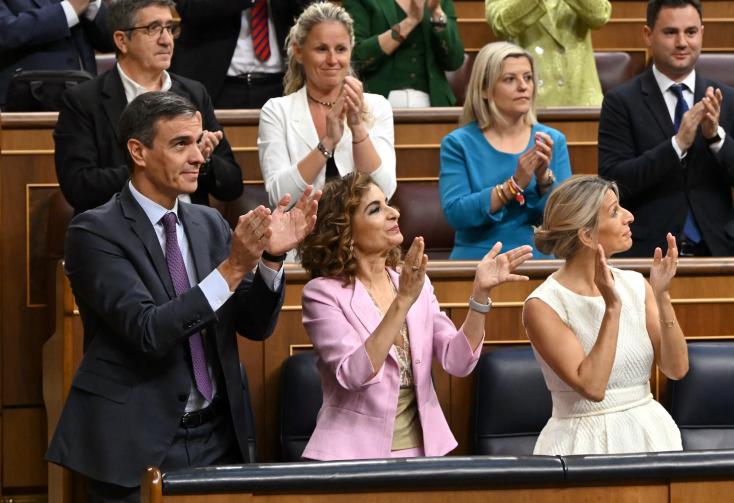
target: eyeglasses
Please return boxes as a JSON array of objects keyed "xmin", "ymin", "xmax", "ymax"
[{"xmin": 122, "ymin": 21, "xmax": 181, "ymax": 39}]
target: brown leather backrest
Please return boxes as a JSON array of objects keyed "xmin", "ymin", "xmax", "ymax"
[
  {"xmin": 218, "ymin": 184, "xmax": 270, "ymax": 230},
  {"xmin": 391, "ymin": 181, "xmax": 454, "ymax": 259},
  {"xmin": 445, "ymin": 53, "xmax": 476, "ymax": 107},
  {"xmin": 695, "ymin": 53, "xmax": 734, "ymax": 88},
  {"xmin": 594, "ymin": 51, "xmax": 646, "ymax": 94}
]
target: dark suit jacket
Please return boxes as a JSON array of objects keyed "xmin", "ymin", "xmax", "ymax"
[
  {"xmin": 598, "ymin": 68, "xmax": 734, "ymax": 256},
  {"xmin": 170, "ymin": 0, "xmax": 311, "ymax": 101},
  {"xmin": 54, "ymin": 68, "xmax": 244, "ymax": 213},
  {"xmin": 46, "ymin": 184, "xmax": 284, "ymax": 487},
  {"xmin": 0, "ymin": 0, "xmax": 113, "ymax": 107}
]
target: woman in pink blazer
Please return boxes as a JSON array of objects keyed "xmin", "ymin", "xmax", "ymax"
[{"xmin": 297, "ymin": 173, "xmax": 533, "ymax": 460}]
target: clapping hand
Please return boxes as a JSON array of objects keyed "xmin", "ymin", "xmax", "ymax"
[
  {"xmin": 197, "ymin": 130, "xmax": 223, "ymax": 162},
  {"xmin": 266, "ymin": 186, "xmax": 321, "ymax": 255},
  {"xmin": 343, "ymin": 76, "xmax": 367, "ymax": 134},
  {"xmin": 701, "ymin": 86, "xmax": 723, "ymax": 141},
  {"xmin": 397, "ymin": 237, "xmax": 428, "ymax": 306},
  {"xmin": 532, "ymin": 132, "xmax": 553, "ymax": 180},
  {"xmin": 594, "ymin": 244, "xmax": 620, "ymax": 307},
  {"xmin": 514, "ymin": 133, "xmax": 551, "ymax": 188},
  {"xmin": 473, "ymin": 242, "xmax": 533, "ymax": 295},
  {"xmin": 650, "ymin": 233, "xmax": 679, "ymax": 297}
]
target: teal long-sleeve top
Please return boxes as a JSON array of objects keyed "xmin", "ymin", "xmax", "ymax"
[
  {"xmin": 439, "ymin": 121, "xmax": 572, "ymax": 259},
  {"xmin": 344, "ymin": 0, "xmax": 465, "ymax": 106}
]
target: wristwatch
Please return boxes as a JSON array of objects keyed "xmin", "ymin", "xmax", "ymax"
[
  {"xmin": 390, "ymin": 23, "xmax": 405, "ymax": 43},
  {"xmin": 469, "ymin": 296, "xmax": 492, "ymax": 314},
  {"xmin": 705, "ymin": 126, "xmax": 724, "ymax": 146},
  {"xmin": 316, "ymin": 141, "xmax": 333, "ymax": 159}
]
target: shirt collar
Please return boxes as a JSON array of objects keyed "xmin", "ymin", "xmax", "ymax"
[
  {"xmin": 128, "ymin": 180, "xmax": 179, "ymax": 227},
  {"xmin": 116, "ymin": 63, "xmax": 173, "ymax": 104},
  {"xmin": 652, "ymin": 64, "xmax": 696, "ymax": 94}
]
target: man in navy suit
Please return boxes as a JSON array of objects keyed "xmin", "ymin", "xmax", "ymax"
[
  {"xmin": 599, "ymin": 0, "xmax": 734, "ymax": 257},
  {"xmin": 0, "ymin": 0, "xmax": 113, "ymax": 108},
  {"xmin": 54, "ymin": 0, "xmax": 243, "ymax": 213},
  {"xmin": 47, "ymin": 91, "xmax": 319, "ymax": 502}
]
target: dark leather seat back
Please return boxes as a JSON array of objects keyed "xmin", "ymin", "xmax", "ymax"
[
  {"xmin": 95, "ymin": 53, "xmax": 117, "ymax": 75},
  {"xmin": 239, "ymin": 364, "xmax": 259, "ymax": 462},
  {"xmin": 217, "ymin": 184, "xmax": 270, "ymax": 230},
  {"xmin": 594, "ymin": 51, "xmax": 646, "ymax": 94},
  {"xmin": 279, "ymin": 351, "xmax": 322, "ymax": 461},
  {"xmin": 473, "ymin": 345, "xmax": 552, "ymax": 455},
  {"xmin": 391, "ymin": 182, "xmax": 454, "ymax": 259},
  {"xmin": 445, "ymin": 52, "xmax": 476, "ymax": 107},
  {"xmin": 695, "ymin": 53, "xmax": 734, "ymax": 88},
  {"xmin": 664, "ymin": 342, "xmax": 734, "ymax": 450}
]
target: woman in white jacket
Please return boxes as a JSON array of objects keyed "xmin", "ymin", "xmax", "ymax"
[{"xmin": 258, "ymin": 2, "xmax": 396, "ymax": 207}]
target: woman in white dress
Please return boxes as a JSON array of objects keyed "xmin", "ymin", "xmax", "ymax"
[{"xmin": 523, "ymin": 175, "xmax": 689, "ymax": 455}]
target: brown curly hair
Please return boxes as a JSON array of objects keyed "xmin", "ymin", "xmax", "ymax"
[{"xmin": 298, "ymin": 173, "xmax": 402, "ymax": 283}]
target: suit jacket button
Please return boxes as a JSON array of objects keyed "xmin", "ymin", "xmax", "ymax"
[{"xmin": 178, "ymin": 393, "xmax": 188, "ymax": 402}]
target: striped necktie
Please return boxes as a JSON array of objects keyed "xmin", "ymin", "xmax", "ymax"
[{"xmin": 251, "ymin": 0, "xmax": 271, "ymax": 62}]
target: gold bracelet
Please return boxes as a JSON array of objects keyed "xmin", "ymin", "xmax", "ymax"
[
  {"xmin": 660, "ymin": 318, "xmax": 676, "ymax": 328},
  {"xmin": 495, "ymin": 184, "xmax": 508, "ymax": 204}
]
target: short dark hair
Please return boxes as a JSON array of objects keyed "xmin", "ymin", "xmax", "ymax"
[
  {"xmin": 119, "ymin": 91, "xmax": 197, "ymax": 153},
  {"xmin": 646, "ymin": 0, "xmax": 702, "ymax": 28}
]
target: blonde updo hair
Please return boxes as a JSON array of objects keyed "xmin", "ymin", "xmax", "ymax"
[
  {"xmin": 283, "ymin": 2, "xmax": 356, "ymax": 95},
  {"xmin": 534, "ymin": 176, "xmax": 620, "ymax": 259},
  {"xmin": 460, "ymin": 41, "xmax": 538, "ymax": 129}
]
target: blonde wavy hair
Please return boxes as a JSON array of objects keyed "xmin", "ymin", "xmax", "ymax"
[
  {"xmin": 460, "ymin": 41, "xmax": 538, "ymax": 129},
  {"xmin": 283, "ymin": 2, "xmax": 356, "ymax": 95},
  {"xmin": 534, "ymin": 176, "xmax": 620, "ymax": 259},
  {"xmin": 298, "ymin": 173, "xmax": 401, "ymax": 283}
]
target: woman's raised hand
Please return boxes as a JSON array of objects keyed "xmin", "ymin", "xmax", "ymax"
[
  {"xmin": 343, "ymin": 76, "xmax": 367, "ymax": 134},
  {"xmin": 408, "ymin": 0, "xmax": 426, "ymax": 22},
  {"xmin": 532, "ymin": 132, "xmax": 553, "ymax": 179},
  {"xmin": 473, "ymin": 242, "xmax": 532, "ymax": 295},
  {"xmin": 323, "ymin": 93, "xmax": 346, "ymax": 149},
  {"xmin": 398, "ymin": 236, "xmax": 428, "ymax": 306},
  {"xmin": 650, "ymin": 233, "xmax": 679, "ymax": 297},
  {"xmin": 594, "ymin": 244, "xmax": 620, "ymax": 308}
]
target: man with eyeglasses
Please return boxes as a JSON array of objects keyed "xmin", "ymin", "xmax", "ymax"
[
  {"xmin": 171, "ymin": 0, "xmax": 312, "ymax": 109},
  {"xmin": 54, "ymin": 0, "xmax": 243, "ymax": 214},
  {"xmin": 0, "ymin": 0, "xmax": 114, "ymax": 109}
]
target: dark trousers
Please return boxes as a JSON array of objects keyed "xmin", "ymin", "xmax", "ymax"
[
  {"xmin": 215, "ymin": 74, "xmax": 284, "ymax": 109},
  {"xmin": 85, "ymin": 403, "xmax": 243, "ymax": 503}
]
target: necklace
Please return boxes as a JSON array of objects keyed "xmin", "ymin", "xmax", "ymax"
[
  {"xmin": 307, "ymin": 92, "xmax": 335, "ymax": 108},
  {"xmin": 364, "ymin": 270, "xmax": 413, "ymax": 387}
]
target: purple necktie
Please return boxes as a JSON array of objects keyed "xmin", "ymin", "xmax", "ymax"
[{"xmin": 161, "ymin": 212, "xmax": 214, "ymax": 401}]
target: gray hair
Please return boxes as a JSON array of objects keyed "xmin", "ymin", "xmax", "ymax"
[
  {"xmin": 119, "ymin": 91, "xmax": 197, "ymax": 152},
  {"xmin": 283, "ymin": 2, "xmax": 355, "ymax": 95},
  {"xmin": 460, "ymin": 41, "xmax": 538, "ymax": 129},
  {"xmin": 534, "ymin": 176, "xmax": 620, "ymax": 259},
  {"xmin": 107, "ymin": 0, "xmax": 175, "ymax": 54}
]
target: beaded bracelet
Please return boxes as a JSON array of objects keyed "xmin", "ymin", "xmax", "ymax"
[{"xmin": 508, "ymin": 176, "xmax": 525, "ymax": 206}]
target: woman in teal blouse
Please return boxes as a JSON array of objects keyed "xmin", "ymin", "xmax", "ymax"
[
  {"xmin": 344, "ymin": 0, "xmax": 464, "ymax": 107},
  {"xmin": 439, "ymin": 42, "xmax": 572, "ymax": 259}
]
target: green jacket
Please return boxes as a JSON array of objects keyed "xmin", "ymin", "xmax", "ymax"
[
  {"xmin": 486, "ymin": 0, "xmax": 611, "ymax": 107},
  {"xmin": 345, "ymin": 0, "xmax": 465, "ymax": 106}
]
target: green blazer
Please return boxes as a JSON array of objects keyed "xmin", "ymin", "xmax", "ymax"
[
  {"xmin": 486, "ymin": 0, "xmax": 611, "ymax": 107},
  {"xmin": 345, "ymin": 0, "xmax": 465, "ymax": 106}
]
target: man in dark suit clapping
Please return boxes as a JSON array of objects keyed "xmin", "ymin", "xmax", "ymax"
[
  {"xmin": 54, "ymin": 0, "xmax": 244, "ymax": 214},
  {"xmin": 47, "ymin": 91, "xmax": 319, "ymax": 502},
  {"xmin": 599, "ymin": 0, "xmax": 734, "ymax": 257}
]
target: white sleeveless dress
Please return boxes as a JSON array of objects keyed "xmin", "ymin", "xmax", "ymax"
[{"xmin": 526, "ymin": 267, "xmax": 682, "ymax": 455}]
